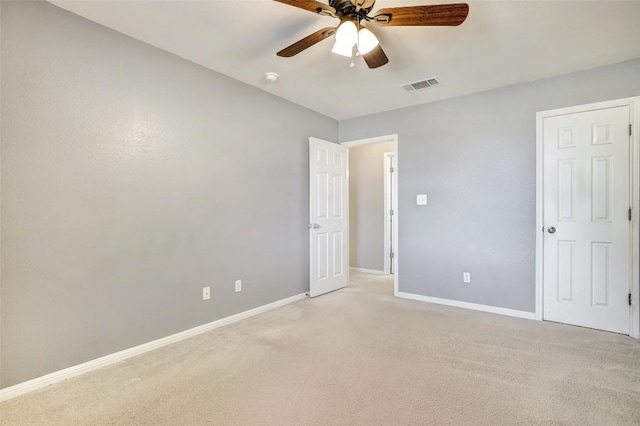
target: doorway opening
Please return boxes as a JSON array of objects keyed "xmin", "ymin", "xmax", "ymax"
[{"xmin": 343, "ymin": 135, "xmax": 398, "ymax": 296}]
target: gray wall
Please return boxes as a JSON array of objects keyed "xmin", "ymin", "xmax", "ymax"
[
  {"xmin": 340, "ymin": 58, "xmax": 640, "ymax": 313},
  {"xmin": 0, "ymin": 1, "xmax": 337, "ymax": 388},
  {"xmin": 3, "ymin": 0, "xmax": 640, "ymax": 392},
  {"xmin": 349, "ymin": 142, "xmax": 393, "ymax": 271}
]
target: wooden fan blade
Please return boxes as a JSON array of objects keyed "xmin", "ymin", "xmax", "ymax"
[
  {"xmin": 373, "ymin": 3, "xmax": 469, "ymax": 26},
  {"xmin": 277, "ymin": 27, "xmax": 336, "ymax": 57},
  {"xmin": 362, "ymin": 45, "xmax": 389, "ymax": 69},
  {"xmin": 274, "ymin": 0, "xmax": 336, "ymax": 15},
  {"xmin": 350, "ymin": 0, "xmax": 375, "ymax": 11},
  {"xmin": 359, "ymin": 0, "xmax": 376, "ymax": 10}
]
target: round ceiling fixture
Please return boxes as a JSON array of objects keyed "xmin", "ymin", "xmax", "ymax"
[{"xmin": 264, "ymin": 72, "xmax": 279, "ymax": 83}]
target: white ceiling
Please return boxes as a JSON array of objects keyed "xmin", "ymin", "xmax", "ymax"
[{"xmin": 49, "ymin": 0, "xmax": 640, "ymax": 120}]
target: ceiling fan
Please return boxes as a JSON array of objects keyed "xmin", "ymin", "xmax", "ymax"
[{"xmin": 274, "ymin": 0, "xmax": 469, "ymax": 69}]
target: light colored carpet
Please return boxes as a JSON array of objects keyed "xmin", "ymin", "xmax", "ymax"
[{"xmin": 2, "ymin": 272, "xmax": 640, "ymax": 425}]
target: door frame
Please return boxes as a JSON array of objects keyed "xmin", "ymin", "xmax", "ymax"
[
  {"xmin": 383, "ymin": 152, "xmax": 394, "ymax": 275},
  {"xmin": 535, "ymin": 96, "xmax": 640, "ymax": 338},
  {"xmin": 342, "ymin": 134, "xmax": 399, "ymax": 296}
]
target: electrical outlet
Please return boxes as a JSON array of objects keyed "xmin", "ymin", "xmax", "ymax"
[
  {"xmin": 235, "ymin": 280, "xmax": 242, "ymax": 292},
  {"xmin": 203, "ymin": 286, "xmax": 210, "ymax": 300},
  {"xmin": 463, "ymin": 272, "xmax": 471, "ymax": 284}
]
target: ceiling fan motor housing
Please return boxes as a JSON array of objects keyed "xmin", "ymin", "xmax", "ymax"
[
  {"xmin": 329, "ymin": 0, "xmax": 355, "ymax": 13},
  {"xmin": 329, "ymin": 0, "xmax": 375, "ymax": 18}
]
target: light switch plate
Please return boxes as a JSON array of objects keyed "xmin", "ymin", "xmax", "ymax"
[{"xmin": 416, "ymin": 194, "xmax": 428, "ymax": 205}]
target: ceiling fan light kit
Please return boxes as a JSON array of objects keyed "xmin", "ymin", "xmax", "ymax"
[
  {"xmin": 332, "ymin": 19, "xmax": 357, "ymax": 57},
  {"xmin": 330, "ymin": 19, "xmax": 379, "ymax": 58},
  {"xmin": 275, "ymin": 0, "xmax": 469, "ymax": 69}
]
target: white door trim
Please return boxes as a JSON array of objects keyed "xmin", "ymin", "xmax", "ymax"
[
  {"xmin": 342, "ymin": 135, "xmax": 399, "ymax": 297},
  {"xmin": 383, "ymin": 152, "xmax": 394, "ymax": 275},
  {"xmin": 535, "ymin": 96, "xmax": 640, "ymax": 338}
]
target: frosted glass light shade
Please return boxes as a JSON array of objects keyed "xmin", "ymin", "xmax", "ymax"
[
  {"xmin": 332, "ymin": 40, "xmax": 354, "ymax": 57},
  {"xmin": 357, "ymin": 27, "xmax": 379, "ymax": 55},
  {"xmin": 332, "ymin": 20, "xmax": 357, "ymax": 57},
  {"xmin": 335, "ymin": 20, "xmax": 357, "ymax": 45}
]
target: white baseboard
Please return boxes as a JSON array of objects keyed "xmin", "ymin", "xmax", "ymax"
[
  {"xmin": 350, "ymin": 267, "xmax": 387, "ymax": 275},
  {"xmin": 0, "ymin": 293, "xmax": 307, "ymax": 402},
  {"xmin": 397, "ymin": 292, "xmax": 536, "ymax": 320}
]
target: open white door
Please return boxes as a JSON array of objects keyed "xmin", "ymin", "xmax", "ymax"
[{"xmin": 309, "ymin": 137, "xmax": 349, "ymax": 297}]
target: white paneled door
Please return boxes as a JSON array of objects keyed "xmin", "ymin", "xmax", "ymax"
[
  {"xmin": 309, "ymin": 138, "xmax": 349, "ymax": 297},
  {"xmin": 543, "ymin": 106, "xmax": 631, "ymax": 334}
]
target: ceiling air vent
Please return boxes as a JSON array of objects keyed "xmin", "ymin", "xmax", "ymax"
[{"xmin": 400, "ymin": 77, "xmax": 441, "ymax": 92}]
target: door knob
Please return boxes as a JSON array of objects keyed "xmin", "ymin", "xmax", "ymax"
[
  {"xmin": 309, "ymin": 223, "xmax": 321, "ymax": 229},
  {"xmin": 547, "ymin": 227, "xmax": 556, "ymax": 234}
]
